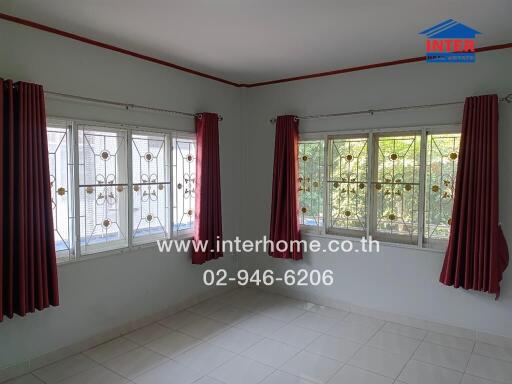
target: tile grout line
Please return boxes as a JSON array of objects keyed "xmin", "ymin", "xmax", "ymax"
[
  {"xmin": 343, "ymin": 321, "xmax": 404, "ymax": 382},
  {"xmin": 457, "ymin": 339, "xmax": 477, "ymax": 384},
  {"xmin": 83, "ymin": 347, "xmax": 168, "ymax": 384},
  {"xmin": 252, "ymin": 303, "xmax": 314, "ymax": 384},
  {"xmin": 316, "ymin": 316, "xmax": 389, "ymax": 383},
  {"xmin": 233, "ymin": 296, "xmax": 348, "ymax": 383},
  {"xmin": 391, "ymin": 324, "xmax": 429, "ymax": 384}
]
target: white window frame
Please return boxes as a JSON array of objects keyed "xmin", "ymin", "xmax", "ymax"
[
  {"xmin": 47, "ymin": 116, "xmax": 196, "ymax": 263},
  {"xmin": 370, "ymin": 129, "xmax": 423, "ymax": 246},
  {"xmin": 130, "ymin": 129, "xmax": 172, "ymax": 246},
  {"xmin": 47, "ymin": 118, "xmax": 75, "ymax": 263},
  {"xmin": 326, "ymin": 132, "xmax": 369, "ymax": 239},
  {"xmin": 299, "ymin": 124, "xmax": 461, "ymax": 250},
  {"xmin": 422, "ymin": 125, "xmax": 461, "ymax": 250},
  {"xmin": 297, "ymin": 135, "xmax": 326, "ymax": 235},
  {"xmin": 77, "ymin": 122, "xmax": 130, "ymax": 255},
  {"xmin": 172, "ymin": 131, "xmax": 197, "ymax": 238}
]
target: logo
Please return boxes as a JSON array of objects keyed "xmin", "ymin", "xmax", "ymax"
[{"xmin": 419, "ymin": 19, "xmax": 481, "ymax": 63}]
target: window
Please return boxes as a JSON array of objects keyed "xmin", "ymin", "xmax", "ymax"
[
  {"xmin": 79, "ymin": 124, "xmax": 129, "ymax": 254},
  {"xmin": 424, "ymin": 132, "xmax": 461, "ymax": 245},
  {"xmin": 47, "ymin": 120, "xmax": 74, "ymax": 262},
  {"xmin": 46, "ymin": 118, "xmax": 196, "ymax": 261},
  {"xmin": 298, "ymin": 139, "xmax": 324, "ymax": 229},
  {"xmin": 372, "ymin": 133, "xmax": 421, "ymax": 243},
  {"xmin": 328, "ymin": 136, "xmax": 368, "ymax": 235},
  {"xmin": 173, "ymin": 135, "xmax": 196, "ymax": 235},
  {"xmin": 298, "ymin": 127, "xmax": 461, "ymax": 248},
  {"xmin": 132, "ymin": 131, "xmax": 171, "ymax": 243}
]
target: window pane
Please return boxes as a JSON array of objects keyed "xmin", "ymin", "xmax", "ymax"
[
  {"xmin": 374, "ymin": 134, "xmax": 421, "ymax": 240},
  {"xmin": 132, "ymin": 132, "xmax": 171, "ymax": 242},
  {"xmin": 328, "ymin": 136, "xmax": 368, "ymax": 233},
  {"xmin": 47, "ymin": 120, "xmax": 73, "ymax": 262},
  {"xmin": 173, "ymin": 137, "xmax": 196, "ymax": 234},
  {"xmin": 425, "ymin": 132, "xmax": 461, "ymax": 241},
  {"xmin": 298, "ymin": 140, "xmax": 324, "ymax": 228},
  {"xmin": 78, "ymin": 125, "xmax": 128, "ymax": 253}
]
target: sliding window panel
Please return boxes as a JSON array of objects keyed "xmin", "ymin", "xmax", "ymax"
[
  {"xmin": 47, "ymin": 119, "xmax": 74, "ymax": 262},
  {"xmin": 298, "ymin": 139, "xmax": 324, "ymax": 231},
  {"xmin": 327, "ymin": 136, "xmax": 368, "ymax": 236},
  {"xmin": 132, "ymin": 131, "xmax": 171, "ymax": 243},
  {"xmin": 173, "ymin": 135, "xmax": 196, "ymax": 235},
  {"xmin": 424, "ymin": 132, "xmax": 461, "ymax": 246},
  {"xmin": 372, "ymin": 133, "xmax": 421, "ymax": 243},
  {"xmin": 78, "ymin": 125, "xmax": 128, "ymax": 254}
]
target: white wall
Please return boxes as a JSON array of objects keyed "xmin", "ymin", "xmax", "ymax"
[
  {"xmin": 241, "ymin": 49, "xmax": 512, "ymax": 339},
  {"xmin": 0, "ymin": 21, "xmax": 242, "ymax": 368},
  {"xmin": 1, "ymin": 17, "xmax": 512, "ymax": 370}
]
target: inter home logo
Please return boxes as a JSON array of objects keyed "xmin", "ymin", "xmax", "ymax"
[{"xmin": 419, "ymin": 19, "xmax": 481, "ymax": 63}]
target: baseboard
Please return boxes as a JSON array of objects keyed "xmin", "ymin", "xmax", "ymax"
[
  {"xmin": 0, "ymin": 286, "xmax": 234, "ymax": 383},
  {"xmin": 254, "ymin": 284, "xmax": 512, "ymax": 349}
]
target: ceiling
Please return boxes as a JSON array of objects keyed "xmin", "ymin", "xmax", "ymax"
[{"xmin": 1, "ymin": 0, "xmax": 511, "ymax": 84}]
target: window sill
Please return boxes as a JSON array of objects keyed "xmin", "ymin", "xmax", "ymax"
[
  {"xmin": 57, "ymin": 235, "xmax": 194, "ymax": 268},
  {"xmin": 300, "ymin": 231, "xmax": 446, "ymax": 254}
]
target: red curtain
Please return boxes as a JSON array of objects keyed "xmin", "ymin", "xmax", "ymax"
[
  {"xmin": 269, "ymin": 115, "xmax": 302, "ymax": 260},
  {"xmin": 440, "ymin": 94, "xmax": 509, "ymax": 298},
  {"xmin": 0, "ymin": 80, "xmax": 59, "ymax": 321},
  {"xmin": 193, "ymin": 112, "xmax": 223, "ymax": 264}
]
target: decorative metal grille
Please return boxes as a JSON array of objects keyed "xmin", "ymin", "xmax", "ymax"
[
  {"xmin": 327, "ymin": 137, "xmax": 368, "ymax": 233},
  {"xmin": 132, "ymin": 132, "xmax": 170, "ymax": 241},
  {"xmin": 173, "ymin": 137, "xmax": 196, "ymax": 233},
  {"xmin": 298, "ymin": 140, "xmax": 324, "ymax": 228},
  {"xmin": 425, "ymin": 133, "xmax": 461, "ymax": 240},
  {"xmin": 374, "ymin": 134, "xmax": 421, "ymax": 240},
  {"xmin": 47, "ymin": 121, "xmax": 73, "ymax": 261},
  {"xmin": 78, "ymin": 125, "xmax": 128, "ymax": 253}
]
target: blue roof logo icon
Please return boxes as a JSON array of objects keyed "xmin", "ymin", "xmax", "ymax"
[
  {"xmin": 419, "ymin": 19, "xmax": 481, "ymax": 39},
  {"xmin": 420, "ymin": 20, "xmax": 481, "ymax": 63}
]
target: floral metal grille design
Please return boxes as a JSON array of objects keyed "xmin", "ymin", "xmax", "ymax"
[
  {"xmin": 374, "ymin": 134, "xmax": 421, "ymax": 239},
  {"xmin": 173, "ymin": 137, "xmax": 196, "ymax": 233},
  {"xmin": 47, "ymin": 122, "xmax": 73, "ymax": 261},
  {"xmin": 425, "ymin": 133, "xmax": 461, "ymax": 240},
  {"xmin": 132, "ymin": 132, "xmax": 170, "ymax": 241},
  {"xmin": 78, "ymin": 126, "xmax": 128, "ymax": 252},
  {"xmin": 328, "ymin": 137, "xmax": 368, "ymax": 233},
  {"xmin": 298, "ymin": 140, "xmax": 324, "ymax": 228}
]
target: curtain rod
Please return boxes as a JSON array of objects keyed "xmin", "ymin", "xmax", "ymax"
[
  {"xmin": 44, "ymin": 90, "xmax": 223, "ymax": 121},
  {"xmin": 269, "ymin": 93, "xmax": 512, "ymax": 123}
]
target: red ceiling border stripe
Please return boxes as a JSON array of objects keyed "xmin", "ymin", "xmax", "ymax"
[
  {"xmin": 0, "ymin": 11, "xmax": 240, "ymax": 87},
  {"xmin": 1, "ymin": 12, "xmax": 511, "ymax": 88},
  {"xmin": 239, "ymin": 56, "xmax": 426, "ymax": 87},
  {"xmin": 242, "ymin": 42, "xmax": 512, "ymax": 87}
]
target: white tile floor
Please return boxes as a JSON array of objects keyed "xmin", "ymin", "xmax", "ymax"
[{"xmin": 6, "ymin": 289, "xmax": 512, "ymax": 384}]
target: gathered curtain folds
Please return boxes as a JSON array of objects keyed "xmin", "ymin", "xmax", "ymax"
[
  {"xmin": 439, "ymin": 94, "xmax": 509, "ymax": 298},
  {"xmin": 193, "ymin": 112, "xmax": 223, "ymax": 264},
  {"xmin": 0, "ymin": 79, "xmax": 59, "ymax": 321},
  {"xmin": 269, "ymin": 115, "xmax": 303, "ymax": 260}
]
